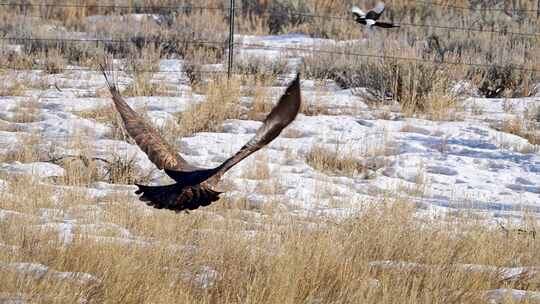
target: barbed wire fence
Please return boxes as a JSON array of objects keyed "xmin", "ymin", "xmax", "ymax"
[{"xmin": 0, "ymin": 0, "xmax": 539, "ymax": 79}]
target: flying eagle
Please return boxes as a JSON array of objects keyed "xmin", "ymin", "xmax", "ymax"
[
  {"xmin": 352, "ymin": 2, "xmax": 399, "ymax": 28},
  {"xmin": 100, "ymin": 68, "xmax": 301, "ymax": 212}
]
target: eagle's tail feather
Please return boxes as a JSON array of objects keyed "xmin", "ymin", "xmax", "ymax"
[{"xmin": 134, "ymin": 183, "xmax": 222, "ymax": 212}]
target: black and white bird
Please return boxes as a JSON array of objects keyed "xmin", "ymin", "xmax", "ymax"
[{"xmin": 351, "ymin": 2, "xmax": 399, "ymax": 28}]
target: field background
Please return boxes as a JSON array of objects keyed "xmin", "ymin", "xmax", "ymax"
[{"xmin": 1, "ymin": 1, "xmax": 540, "ymax": 303}]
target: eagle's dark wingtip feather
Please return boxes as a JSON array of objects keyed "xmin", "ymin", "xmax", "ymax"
[{"xmin": 291, "ymin": 73, "xmax": 300, "ymax": 88}]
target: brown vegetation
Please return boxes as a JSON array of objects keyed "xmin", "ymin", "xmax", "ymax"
[
  {"xmin": 1, "ymin": 183, "xmax": 540, "ymax": 303},
  {"xmin": 1, "ymin": 1, "xmax": 539, "ymax": 303},
  {"xmin": 176, "ymin": 75, "xmax": 242, "ymax": 136}
]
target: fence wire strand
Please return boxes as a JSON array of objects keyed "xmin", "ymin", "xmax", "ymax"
[
  {"xmin": 0, "ymin": 2, "xmax": 227, "ymax": 11},
  {"xmin": 1, "ymin": 1, "xmax": 538, "ymax": 13}
]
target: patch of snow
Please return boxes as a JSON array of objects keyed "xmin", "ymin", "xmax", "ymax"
[
  {"xmin": 40, "ymin": 98, "xmax": 109, "ymax": 112},
  {"xmin": 0, "ymin": 32, "xmax": 539, "ymax": 225},
  {"xmin": 16, "ymin": 116, "xmax": 111, "ymax": 140},
  {"xmin": 0, "ymin": 292, "xmax": 29, "ymax": 304},
  {"xmin": 0, "ymin": 209, "xmax": 37, "ymax": 222},
  {"xmin": 33, "ymin": 222, "xmax": 74, "ymax": 245},
  {"xmin": 0, "ymin": 262, "xmax": 99, "ymax": 285},
  {"xmin": 193, "ymin": 266, "xmax": 219, "ymax": 289},
  {"xmin": 1, "ymin": 44, "xmax": 23, "ymax": 55},
  {"xmin": 0, "ymin": 131, "xmax": 23, "ymax": 154},
  {"xmin": 0, "ymin": 162, "xmax": 65, "ymax": 179},
  {"xmin": 484, "ymin": 288, "xmax": 540, "ymax": 304},
  {"xmin": 368, "ymin": 260, "xmax": 539, "ymax": 281}
]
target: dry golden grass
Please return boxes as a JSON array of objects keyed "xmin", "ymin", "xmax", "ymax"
[
  {"xmin": 54, "ymin": 132, "xmax": 155, "ymax": 186},
  {"xmin": 104, "ymin": 152, "xmax": 155, "ymax": 185},
  {"xmin": 244, "ymin": 76, "xmax": 276, "ymax": 121},
  {"xmin": 120, "ymin": 45, "xmax": 173, "ymax": 97},
  {"xmin": 1, "ymin": 2, "xmax": 540, "ymax": 302},
  {"xmin": 9, "ymin": 99, "xmax": 41, "ymax": 124},
  {"xmin": 300, "ymin": 88, "xmax": 337, "ymax": 116},
  {"xmin": 73, "ymin": 105, "xmax": 127, "ymax": 141},
  {"xmin": 421, "ymin": 93, "xmax": 464, "ymax": 121},
  {"xmin": 121, "ymin": 73, "xmax": 170, "ymax": 97},
  {"xmin": 0, "ymin": 80, "xmax": 26, "ymax": 97},
  {"xmin": 0, "ymin": 175, "xmax": 56, "ymax": 215},
  {"xmin": 42, "ymin": 49, "xmax": 66, "ymax": 74},
  {"xmin": 176, "ymin": 75, "xmax": 242, "ymax": 136},
  {"xmin": 0, "ymin": 0, "xmax": 537, "ymax": 123},
  {"xmin": 56, "ymin": 154, "xmax": 102, "ymax": 187},
  {"xmin": 306, "ymin": 144, "xmax": 367, "ymax": 178},
  {"xmin": 305, "ymin": 131, "xmax": 395, "ymax": 179},
  {"xmin": 241, "ymin": 153, "xmax": 271, "ymax": 180},
  {"xmin": 0, "ymin": 131, "xmax": 42, "ymax": 164},
  {"xmin": 501, "ymin": 117, "xmax": 540, "ymax": 146},
  {"xmin": 1, "ymin": 177, "xmax": 540, "ymax": 304}
]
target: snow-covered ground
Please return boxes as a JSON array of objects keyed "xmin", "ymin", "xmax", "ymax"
[
  {"xmin": 1, "ymin": 33, "xmax": 539, "ymax": 224},
  {"xmin": 1, "ymin": 33, "xmax": 539, "ymax": 297}
]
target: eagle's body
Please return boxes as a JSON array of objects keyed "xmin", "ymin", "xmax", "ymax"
[{"xmin": 101, "ymin": 68, "xmax": 301, "ymax": 212}]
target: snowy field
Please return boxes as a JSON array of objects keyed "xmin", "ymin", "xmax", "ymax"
[
  {"xmin": 2, "ymin": 34, "xmax": 539, "ymax": 218},
  {"xmin": 1, "ymin": 33, "xmax": 540, "ymax": 303}
]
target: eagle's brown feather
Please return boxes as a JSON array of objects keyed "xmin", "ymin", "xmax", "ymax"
[
  {"xmin": 101, "ymin": 65, "xmax": 301, "ymax": 212},
  {"xmin": 102, "ymin": 75, "xmax": 198, "ymax": 172}
]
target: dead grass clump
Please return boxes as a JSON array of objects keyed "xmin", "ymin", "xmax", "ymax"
[
  {"xmin": 183, "ymin": 62, "xmax": 205, "ymax": 88},
  {"xmin": 176, "ymin": 75, "xmax": 242, "ymax": 136},
  {"xmin": 499, "ymin": 103, "xmax": 540, "ymax": 147},
  {"xmin": 73, "ymin": 105, "xmax": 125, "ymax": 140},
  {"xmin": 59, "ymin": 155, "xmax": 102, "ymax": 187},
  {"xmin": 121, "ymin": 73, "xmax": 169, "ymax": 97},
  {"xmin": 82, "ymin": 8, "xmax": 226, "ymax": 63},
  {"xmin": 242, "ymin": 154, "xmax": 270, "ymax": 180},
  {"xmin": 501, "ymin": 118, "xmax": 540, "ymax": 146},
  {"xmin": 423, "ymin": 94, "xmax": 463, "ymax": 121},
  {"xmin": 1, "ymin": 131, "xmax": 42, "ymax": 163},
  {"xmin": 473, "ymin": 64, "xmax": 536, "ymax": 98},
  {"xmin": 42, "ymin": 49, "xmax": 66, "ymax": 74},
  {"xmin": 119, "ymin": 44, "xmax": 173, "ymax": 97},
  {"xmin": 56, "ymin": 143, "xmax": 153, "ymax": 186},
  {"xmin": 299, "ymin": 85, "xmax": 342, "ymax": 116},
  {"xmin": 10, "ymin": 99, "xmax": 41, "ymax": 123},
  {"xmin": 303, "ymin": 44, "xmax": 462, "ymax": 116},
  {"xmin": 0, "ymin": 81, "xmax": 26, "ymax": 97},
  {"xmin": 58, "ymin": 154, "xmax": 149, "ymax": 187},
  {"xmin": 305, "ymin": 144, "xmax": 367, "ymax": 178},
  {"xmin": 104, "ymin": 153, "xmax": 153, "ymax": 185},
  {"xmin": 300, "ymin": 103, "xmax": 333, "ymax": 116},
  {"xmin": 411, "ymin": 80, "xmax": 464, "ymax": 121},
  {"xmin": 233, "ymin": 55, "xmax": 290, "ymax": 77},
  {"xmin": 0, "ymin": 175, "xmax": 55, "ymax": 214},
  {"xmin": 244, "ymin": 75, "xmax": 276, "ymax": 121},
  {"xmin": 105, "ymin": 154, "xmax": 137, "ymax": 185}
]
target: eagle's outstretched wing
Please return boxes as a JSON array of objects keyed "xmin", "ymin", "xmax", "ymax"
[
  {"xmin": 100, "ymin": 65, "xmax": 198, "ymax": 172},
  {"xmin": 165, "ymin": 74, "xmax": 301, "ymax": 185},
  {"xmin": 101, "ymin": 67, "xmax": 301, "ymax": 213}
]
